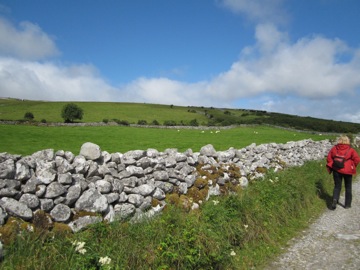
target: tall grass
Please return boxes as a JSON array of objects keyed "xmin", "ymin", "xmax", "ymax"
[
  {"xmin": 0, "ymin": 160, "xmax": 335, "ymax": 269},
  {"xmin": 0, "ymin": 124, "xmax": 331, "ymax": 156}
]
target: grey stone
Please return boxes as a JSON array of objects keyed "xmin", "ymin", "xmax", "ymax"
[
  {"xmin": 39, "ymin": 198, "xmax": 54, "ymax": 212},
  {"xmin": 75, "ymin": 188, "xmax": 108, "ymax": 213},
  {"xmin": 200, "ymin": 144, "xmax": 218, "ymax": 157},
  {"xmin": 131, "ymin": 184, "xmax": 155, "ymax": 196},
  {"xmin": 44, "ymin": 182, "xmax": 67, "ymax": 198},
  {"xmin": 153, "ymin": 170, "xmax": 169, "ymax": 181},
  {"xmin": 65, "ymin": 184, "xmax": 81, "ymax": 206},
  {"xmin": 68, "ymin": 215, "xmax": 103, "ymax": 233},
  {"xmin": 0, "ymin": 159, "xmax": 15, "ymax": 179},
  {"xmin": 126, "ymin": 165, "xmax": 144, "ymax": 177},
  {"xmin": 50, "ymin": 204, "xmax": 71, "ymax": 222},
  {"xmin": 0, "ymin": 206, "xmax": 8, "ymax": 225},
  {"xmin": 114, "ymin": 203, "xmax": 136, "ymax": 220},
  {"xmin": 19, "ymin": 193, "xmax": 40, "ymax": 209},
  {"xmin": 128, "ymin": 194, "xmax": 144, "ymax": 207},
  {"xmin": 15, "ymin": 160, "xmax": 31, "ymax": 180},
  {"xmin": 35, "ymin": 185, "xmax": 46, "ymax": 197},
  {"xmin": 58, "ymin": 172, "xmax": 73, "ymax": 184},
  {"xmin": 95, "ymin": 180, "xmax": 112, "ymax": 194},
  {"xmin": 0, "ymin": 197, "xmax": 32, "ymax": 220},
  {"xmin": 80, "ymin": 142, "xmax": 102, "ymax": 160}
]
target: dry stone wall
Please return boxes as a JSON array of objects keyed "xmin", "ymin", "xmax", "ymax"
[{"xmin": 0, "ymin": 139, "xmax": 332, "ymax": 232}]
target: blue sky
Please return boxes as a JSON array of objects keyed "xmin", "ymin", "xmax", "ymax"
[{"xmin": 1, "ymin": 0, "xmax": 360, "ymax": 123}]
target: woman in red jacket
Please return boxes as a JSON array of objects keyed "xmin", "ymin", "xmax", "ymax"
[{"xmin": 327, "ymin": 135, "xmax": 360, "ymax": 210}]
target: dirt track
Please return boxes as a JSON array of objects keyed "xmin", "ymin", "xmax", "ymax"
[{"xmin": 265, "ymin": 175, "xmax": 360, "ymax": 270}]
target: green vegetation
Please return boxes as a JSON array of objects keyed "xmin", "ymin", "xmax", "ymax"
[
  {"xmin": 23, "ymin": 112, "xmax": 34, "ymax": 120},
  {"xmin": 0, "ymin": 124, "xmax": 332, "ymax": 156},
  {"xmin": 1, "ymin": 98, "xmax": 360, "ymax": 132},
  {"xmin": 0, "ymin": 98, "xmax": 358, "ymax": 268},
  {"xmin": 0, "ymin": 160, "xmax": 337, "ymax": 269},
  {"xmin": 61, "ymin": 103, "xmax": 84, "ymax": 123}
]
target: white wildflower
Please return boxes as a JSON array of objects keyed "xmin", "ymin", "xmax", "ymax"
[
  {"xmin": 72, "ymin": 241, "xmax": 87, "ymax": 254},
  {"xmin": 212, "ymin": 200, "xmax": 219, "ymax": 205},
  {"xmin": 99, "ymin": 256, "xmax": 112, "ymax": 265},
  {"xmin": 230, "ymin": 250, "xmax": 236, "ymax": 256},
  {"xmin": 78, "ymin": 248, "xmax": 87, "ymax": 254},
  {"xmin": 27, "ymin": 224, "xmax": 34, "ymax": 232},
  {"xmin": 244, "ymin": 224, "xmax": 248, "ymax": 230}
]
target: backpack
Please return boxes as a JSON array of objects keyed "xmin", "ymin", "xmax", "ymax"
[{"xmin": 332, "ymin": 148, "xmax": 350, "ymax": 170}]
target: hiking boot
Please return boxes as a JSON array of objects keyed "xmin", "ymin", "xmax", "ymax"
[{"xmin": 331, "ymin": 199, "xmax": 337, "ymax": 210}]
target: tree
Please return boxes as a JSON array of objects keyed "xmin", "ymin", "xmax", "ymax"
[
  {"xmin": 61, "ymin": 103, "xmax": 84, "ymax": 123},
  {"xmin": 24, "ymin": 112, "xmax": 34, "ymax": 120},
  {"xmin": 189, "ymin": 119, "xmax": 199, "ymax": 126}
]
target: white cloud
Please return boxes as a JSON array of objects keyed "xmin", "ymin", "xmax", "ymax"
[
  {"xmin": 0, "ymin": 57, "xmax": 117, "ymax": 101},
  {"xmin": 120, "ymin": 77, "xmax": 211, "ymax": 106},
  {"xmin": 0, "ymin": 17, "xmax": 59, "ymax": 60},
  {"xmin": 206, "ymin": 23, "xmax": 360, "ymax": 101},
  {"xmin": 219, "ymin": 0, "xmax": 288, "ymax": 25}
]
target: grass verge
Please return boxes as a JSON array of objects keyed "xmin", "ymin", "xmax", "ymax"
[{"xmin": 0, "ymin": 159, "xmax": 336, "ymax": 270}]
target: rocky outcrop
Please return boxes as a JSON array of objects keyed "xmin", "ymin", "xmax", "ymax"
[{"xmin": 0, "ymin": 139, "xmax": 332, "ymax": 232}]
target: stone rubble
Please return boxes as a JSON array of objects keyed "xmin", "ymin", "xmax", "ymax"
[{"xmin": 0, "ymin": 139, "xmax": 332, "ymax": 232}]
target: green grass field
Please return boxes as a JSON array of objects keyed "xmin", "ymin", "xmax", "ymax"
[
  {"xmin": 0, "ymin": 124, "xmax": 332, "ymax": 156},
  {"xmin": 0, "ymin": 98, "xmax": 211, "ymax": 124}
]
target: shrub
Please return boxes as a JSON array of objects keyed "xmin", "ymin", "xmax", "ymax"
[
  {"xmin": 164, "ymin": 120, "xmax": 177, "ymax": 126},
  {"xmin": 189, "ymin": 119, "xmax": 199, "ymax": 126},
  {"xmin": 24, "ymin": 112, "xmax": 34, "ymax": 120},
  {"xmin": 137, "ymin": 120, "xmax": 147, "ymax": 125},
  {"xmin": 61, "ymin": 103, "xmax": 83, "ymax": 123},
  {"xmin": 152, "ymin": 120, "xmax": 160, "ymax": 125},
  {"xmin": 119, "ymin": 120, "xmax": 130, "ymax": 126},
  {"xmin": 40, "ymin": 119, "xmax": 47, "ymax": 123},
  {"xmin": 103, "ymin": 119, "xmax": 109, "ymax": 123}
]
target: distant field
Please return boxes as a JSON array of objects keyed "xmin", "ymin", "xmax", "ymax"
[
  {"xmin": 0, "ymin": 124, "xmax": 333, "ymax": 156},
  {"xmin": 2, "ymin": 98, "xmax": 360, "ymax": 134},
  {"xmin": 0, "ymin": 98, "xmax": 212, "ymax": 124}
]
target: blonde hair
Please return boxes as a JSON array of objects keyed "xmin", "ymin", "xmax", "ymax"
[{"xmin": 337, "ymin": 135, "xmax": 350, "ymax": 145}]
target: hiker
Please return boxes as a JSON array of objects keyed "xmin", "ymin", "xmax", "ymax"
[{"xmin": 326, "ymin": 135, "xmax": 360, "ymax": 210}]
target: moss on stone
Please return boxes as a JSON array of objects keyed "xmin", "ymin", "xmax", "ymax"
[
  {"xmin": 33, "ymin": 210, "xmax": 54, "ymax": 233},
  {"xmin": 52, "ymin": 222, "xmax": 72, "ymax": 235},
  {"xmin": 0, "ymin": 217, "xmax": 24, "ymax": 245},
  {"xmin": 165, "ymin": 193, "xmax": 180, "ymax": 205},
  {"xmin": 194, "ymin": 177, "xmax": 208, "ymax": 189}
]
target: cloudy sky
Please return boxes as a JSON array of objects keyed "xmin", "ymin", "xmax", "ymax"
[{"xmin": 1, "ymin": 0, "xmax": 360, "ymax": 123}]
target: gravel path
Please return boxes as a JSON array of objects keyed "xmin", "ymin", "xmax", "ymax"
[{"xmin": 265, "ymin": 175, "xmax": 360, "ymax": 270}]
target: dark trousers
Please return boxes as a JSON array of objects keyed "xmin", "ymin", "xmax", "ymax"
[{"xmin": 332, "ymin": 170, "xmax": 352, "ymax": 207}]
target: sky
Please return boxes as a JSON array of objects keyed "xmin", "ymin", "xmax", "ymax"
[{"xmin": 0, "ymin": 0, "xmax": 360, "ymax": 123}]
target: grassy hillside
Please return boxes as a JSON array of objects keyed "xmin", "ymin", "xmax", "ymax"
[
  {"xmin": 1, "ymin": 97, "xmax": 360, "ymax": 133},
  {"xmin": 0, "ymin": 124, "xmax": 330, "ymax": 156}
]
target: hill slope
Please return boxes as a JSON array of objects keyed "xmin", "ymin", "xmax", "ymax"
[{"xmin": 1, "ymin": 98, "xmax": 360, "ymax": 133}]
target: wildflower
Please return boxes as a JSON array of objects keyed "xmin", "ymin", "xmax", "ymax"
[
  {"xmin": 244, "ymin": 224, "xmax": 248, "ymax": 230},
  {"xmin": 78, "ymin": 248, "xmax": 87, "ymax": 254},
  {"xmin": 230, "ymin": 250, "xmax": 236, "ymax": 256},
  {"xmin": 72, "ymin": 241, "xmax": 87, "ymax": 254},
  {"xmin": 99, "ymin": 256, "xmax": 112, "ymax": 266},
  {"xmin": 269, "ymin": 179, "xmax": 274, "ymax": 183},
  {"xmin": 27, "ymin": 224, "xmax": 34, "ymax": 232},
  {"xmin": 212, "ymin": 200, "xmax": 219, "ymax": 205}
]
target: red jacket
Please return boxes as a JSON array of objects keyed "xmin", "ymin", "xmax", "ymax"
[{"xmin": 327, "ymin": 144, "xmax": 360, "ymax": 175}]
